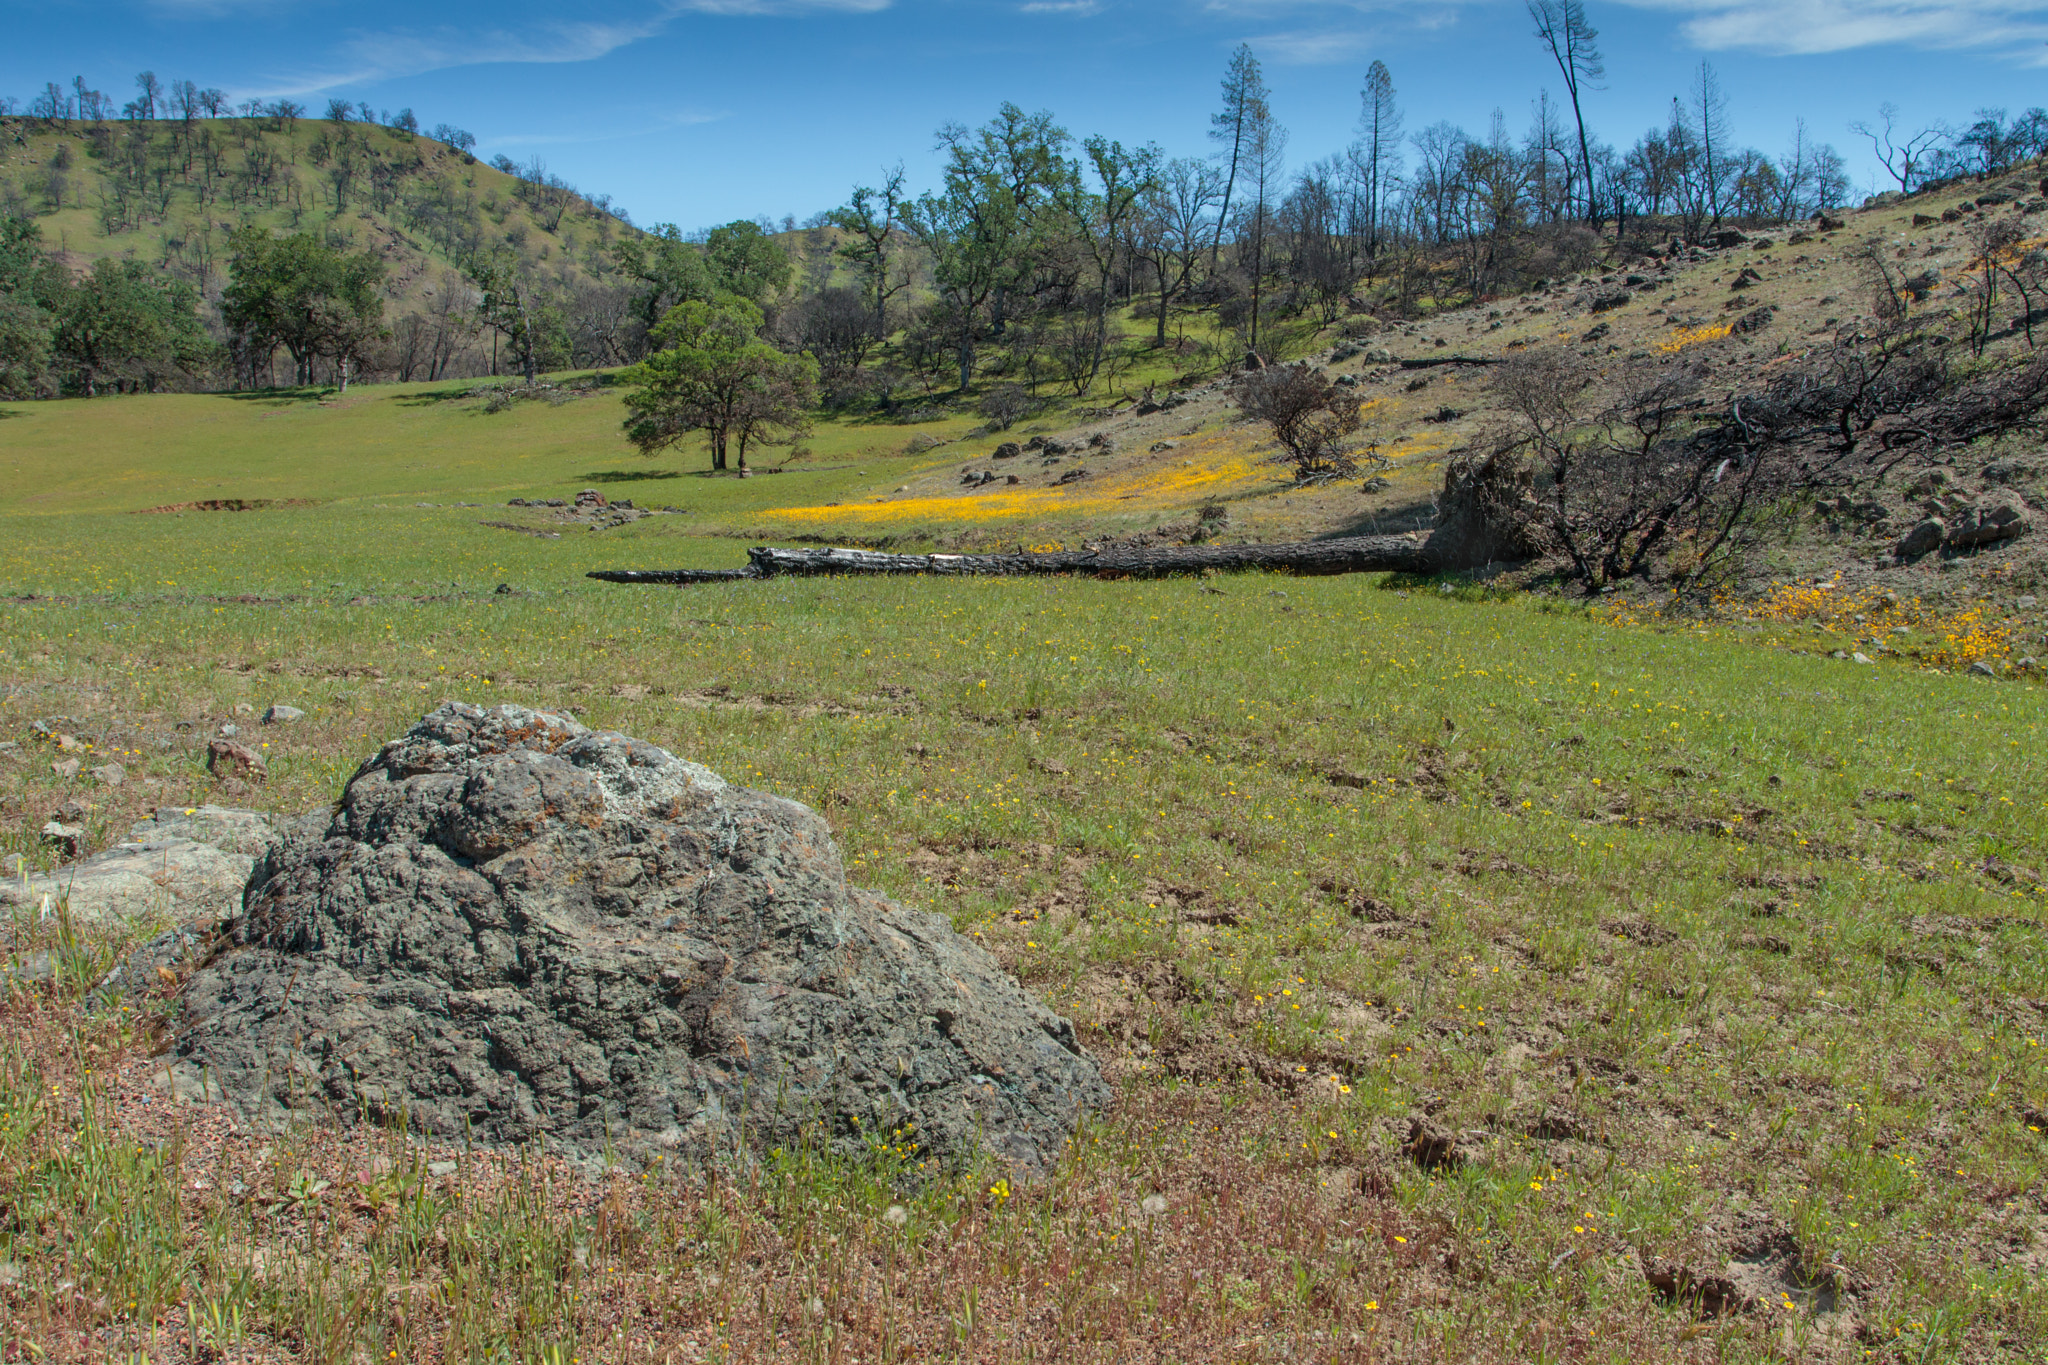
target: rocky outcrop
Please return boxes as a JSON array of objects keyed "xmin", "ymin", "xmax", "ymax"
[
  {"xmin": 0, "ymin": 806, "xmax": 276, "ymax": 928},
  {"xmin": 167, "ymin": 704, "xmax": 1105, "ymax": 1171}
]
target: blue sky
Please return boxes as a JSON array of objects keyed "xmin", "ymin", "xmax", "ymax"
[{"xmin": 5, "ymin": 0, "xmax": 2045, "ymax": 229}]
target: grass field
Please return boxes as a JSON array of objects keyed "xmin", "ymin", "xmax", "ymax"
[{"xmin": 2, "ymin": 367, "xmax": 2046, "ymax": 1363}]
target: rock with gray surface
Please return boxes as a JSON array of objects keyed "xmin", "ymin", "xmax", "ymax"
[
  {"xmin": 0, "ymin": 806, "xmax": 276, "ymax": 927},
  {"xmin": 167, "ymin": 703, "xmax": 1105, "ymax": 1171}
]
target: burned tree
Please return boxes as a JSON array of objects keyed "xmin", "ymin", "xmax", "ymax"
[{"xmin": 1229, "ymin": 362, "xmax": 1375, "ymax": 483}]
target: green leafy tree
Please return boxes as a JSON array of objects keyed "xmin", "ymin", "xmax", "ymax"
[
  {"xmin": 703, "ymin": 220, "xmax": 792, "ymax": 303},
  {"xmin": 464, "ymin": 250, "xmax": 568, "ymax": 383},
  {"xmin": 828, "ymin": 166, "xmax": 907, "ymax": 336},
  {"xmin": 1054, "ymin": 136, "xmax": 1161, "ymax": 392},
  {"xmin": 612, "ymin": 224, "xmax": 716, "ymax": 340},
  {"xmin": 902, "ymin": 103, "xmax": 1071, "ymax": 392},
  {"xmin": 621, "ymin": 297, "xmax": 818, "ymax": 473},
  {"xmin": 0, "ymin": 216, "xmax": 60, "ymax": 397},
  {"xmin": 222, "ymin": 229, "xmax": 385, "ymax": 388},
  {"xmin": 50, "ymin": 258, "xmax": 211, "ymax": 395}
]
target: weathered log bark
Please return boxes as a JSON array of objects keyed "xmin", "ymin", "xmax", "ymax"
[
  {"xmin": 1397, "ymin": 355, "xmax": 1502, "ymax": 369},
  {"xmin": 589, "ymin": 534, "xmax": 1431, "ymax": 587}
]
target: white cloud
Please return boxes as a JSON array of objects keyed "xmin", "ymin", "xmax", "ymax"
[
  {"xmin": 1240, "ymin": 3, "xmax": 1467, "ymax": 65},
  {"xmin": 1614, "ymin": 0, "xmax": 2048, "ymax": 61},
  {"xmin": 239, "ymin": 0, "xmax": 893, "ymax": 96},
  {"xmin": 1021, "ymin": 0, "xmax": 1102, "ymax": 13}
]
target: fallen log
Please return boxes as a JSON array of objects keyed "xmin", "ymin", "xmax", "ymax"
[
  {"xmin": 1397, "ymin": 355, "xmax": 1503, "ymax": 369},
  {"xmin": 589, "ymin": 535, "xmax": 1431, "ymax": 586}
]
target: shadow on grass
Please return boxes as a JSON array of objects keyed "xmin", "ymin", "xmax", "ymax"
[
  {"xmin": 581, "ymin": 468, "xmax": 685, "ymax": 484},
  {"xmin": 220, "ymin": 385, "xmax": 339, "ymax": 407},
  {"xmin": 1316, "ymin": 496, "xmax": 1439, "ymax": 541},
  {"xmin": 392, "ymin": 385, "xmax": 487, "ymax": 408}
]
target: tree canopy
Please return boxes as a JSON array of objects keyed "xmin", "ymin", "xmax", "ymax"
[{"xmin": 620, "ymin": 297, "xmax": 817, "ymax": 473}]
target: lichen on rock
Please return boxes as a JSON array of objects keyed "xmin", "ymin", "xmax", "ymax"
[{"xmin": 169, "ymin": 702, "xmax": 1105, "ymax": 1170}]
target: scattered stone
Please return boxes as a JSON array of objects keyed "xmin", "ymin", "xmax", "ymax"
[
  {"xmin": 234, "ymin": 703, "xmax": 255, "ymax": 717},
  {"xmin": 166, "ymin": 703, "xmax": 1106, "ymax": 1170},
  {"xmin": 1852, "ymin": 653, "xmax": 1874, "ymax": 665},
  {"xmin": 1707, "ymin": 228, "xmax": 1749, "ymax": 249},
  {"xmin": 427, "ymin": 1160, "xmax": 459, "ymax": 1178},
  {"xmin": 1895, "ymin": 519, "xmax": 1945, "ymax": 558},
  {"xmin": 2017, "ymin": 595, "xmax": 2039, "ymax": 609},
  {"xmin": 262, "ymin": 705, "xmax": 305, "ymax": 724},
  {"xmin": 218, "ymin": 724, "xmax": 239, "ymax": 738},
  {"xmin": 1589, "ymin": 290, "xmax": 1631, "ymax": 313},
  {"xmin": 89, "ymin": 763, "xmax": 126, "ymax": 787},
  {"xmin": 53, "ymin": 733, "xmax": 82, "ymax": 752},
  {"xmin": 206, "ymin": 738, "xmax": 268, "ymax": 784},
  {"xmin": 51, "ymin": 757, "xmax": 80, "ymax": 780},
  {"xmin": 39, "ymin": 822, "xmax": 82, "ymax": 859},
  {"xmin": 993, "ymin": 442, "xmax": 1022, "ymax": 459},
  {"xmin": 1945, "ymin": 501, "xmax": 2029, "ymax": 549},
  {"xmin": 1969, "ymin": 660, "xmax": 1998, "ymax": 677},
  {"xmin": 1730, "ymin": 305, "xmax": 1776, "ymax": 336}
]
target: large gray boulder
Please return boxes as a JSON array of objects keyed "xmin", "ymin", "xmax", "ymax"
[
  {"xmin": 0, "ymin": 806, "xmax": 277, "ymax": 928},
  {"xmin": 168, "ymin": 703, "xmax": 1105, "ymax": 1171}
]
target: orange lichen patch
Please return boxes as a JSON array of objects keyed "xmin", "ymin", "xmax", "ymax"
[
  {"xmin": 1656, "ymin": 323, "xmax": 1732, "ymax": 354},
  {"xmin": 760, "ymin": 431, "xmax": 1267, "ymax": 528}
]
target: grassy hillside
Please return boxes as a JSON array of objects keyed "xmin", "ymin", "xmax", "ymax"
[{"xmin": 0, "ymin": 112, "xmax": 625, "ymax": 304}]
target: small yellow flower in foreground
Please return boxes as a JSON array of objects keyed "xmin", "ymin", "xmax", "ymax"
[
  {"xmin": 1393, "ymin": 1235, "xmax": 1407, "ymax": 1243},
  {"xmin": 1365, "ymin": 1301, "xmax": 1379, "ymax": 1311}
]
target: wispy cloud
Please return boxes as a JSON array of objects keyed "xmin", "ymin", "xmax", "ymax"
[
  {"xmin": 1614, "ymin": 0, "xmax": 2048, "ymax": 62},
  {"xmin": 1236, "ymin": 2, "xmax": 1468, "ymax": 65},
  {"xmin": 229, "ymin": 0, "xmax": 893, "ymax": 96},
  {"xmin": 1021, "ymin": 1, "xmax": 1102, "ymax": 14}
]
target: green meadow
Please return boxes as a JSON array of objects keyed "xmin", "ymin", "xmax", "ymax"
[{"xmin": 1, "ymin": 386, "xmax": 2045, "ymax": 1363}]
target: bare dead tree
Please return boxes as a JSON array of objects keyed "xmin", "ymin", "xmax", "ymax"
[{"xmin": 1230, "ymin": 363, "xmax": 1375, "ymax": 482}]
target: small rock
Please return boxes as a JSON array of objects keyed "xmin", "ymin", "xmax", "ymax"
[
  {"xmin": 1851, "ymin": 653, "xmax": 1873, "ymax": 664},
  {"xmin": 89, "ymin": 763, "xmax": 126, "ymax": 787},
  {"xmin": 39, "ymin": 822, "xmax": 82, "ymax": 858},
  {"xmin": 262, "ymin": 705, "xmax": 305, "ymax": 725},
  {"xmin": 53, "ymin": 733, "xmax": 82, "ymax": 752},
  {"xmin": 427, "ymin": 1160, "xmax": 459, "ymax": 1178},
  {"xmin": 1895, "ymin": 519, "xmax": 1945, "ymax": 558},
  {"xmin": 1969, "ymin": 660, "xmax": 1998, "ymax": 677},
  {"xmin": 1945, "ymin": 501, "xmax": 2029, "ymax": 549},
  {"xmin": 233, "ymin": 703, "xmax": 255, "ymax": 717},
  {"xmin": 51, "ymin": 757, "xmax": 81, "ymax": 780},
  {"xmin": 218, "ymin": 723, "xmax": 239, "ymax": 738},
  {"xmin": 993, "ymin": 442, "xmax": 1022, "ymax": 460},
  {"xmin": 2017, "ymin": 595, "xmax": 2039, "ymax": 609},
  {"xmin": 494, "ymin": 583, "xmax": 513, "ymax": 595},
  {"xmin": 206, "ymin": 738, "xmax": 268, "ymax": 784}
]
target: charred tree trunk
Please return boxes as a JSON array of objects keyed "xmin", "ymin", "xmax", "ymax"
[{"xmin": 589, "ymin": 535, "xmax": 1432, "ymax": 587}]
